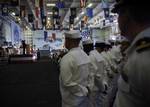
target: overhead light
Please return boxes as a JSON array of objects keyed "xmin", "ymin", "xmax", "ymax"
[
  {"xmin": 87, "ymin": 3, "xmax": 93, "ymax": 7},
  {"xmin": 47, "ymin": 20, "xmax": 50, "ymax": 23},
  {"xmin": 47, "ymin": 17, "xmax": 51, "ymax": 20},
  {"xmin": 11, "ymin": 12, "xmax": 16, "ymax": 16},
  {"xmin": 18, "ymin": 18, "xmax": 20, "ymax": 21},
  {"xmin": 81, "ymin": 12, "xmax": 84, "ymax": 15},
  {"xmin": 47, "ymin": 12, "xmax": 53, "ymax": 15},
  {"xmin": 16, "ymin": 17, "xmax": 20, "ymax": 21},
  {"xmin": 76, "ymin": 17, "xmax": 79, "ymax": 20},
  {"xmin": 46, "ymin": 3, "xmax": 56, "ymax": 7},
  {"xmin": 70, "ymin": 24, "xmax": 74, "ymax": 30}
]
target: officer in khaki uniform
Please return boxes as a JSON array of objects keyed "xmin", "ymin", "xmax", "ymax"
[{"xmin": 112, "ymin": 0, "xmax": 150, "ymax": 107}]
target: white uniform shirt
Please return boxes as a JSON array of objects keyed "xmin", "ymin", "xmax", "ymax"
[
  {"xmin": 114, "ymin": 27, "xmax": 150, "ymax": 107},
  {"xmin": 89, "ymin": 50, "xmax": 107, "ymax": 91},
  {"xmin": 111, "ymin": 45, "xmax": 122, "ymax": 63},
  {"xmin": 101, "ymin": 51, "xmax": 113, "ymax": 77},
  {"xmin": 59, "ymin": 47, "xmax": 93, "ymax": 106}
]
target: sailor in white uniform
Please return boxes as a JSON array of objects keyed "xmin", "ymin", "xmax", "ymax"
[{"xmin": 59, "ymin": 31, "xmax": 93, "ymax": 107}]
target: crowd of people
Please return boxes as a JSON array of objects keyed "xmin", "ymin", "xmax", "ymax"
[
  {"xmin": 58, "ymin": 30, "xmax": 129, "ymax": 107},
  {"xmin": 1, "ymin": 0, "xmax": 150, "ymax": 106},
  {"xmin": 58, "ymin": 0, "xmax": 150, "ymax": 107}
]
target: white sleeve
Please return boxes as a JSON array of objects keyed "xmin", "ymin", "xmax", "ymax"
[
  {"xmin": 60, "ymin": 56, "xmax": 74, "ymax": 86},
  {"xmin": 60, "ymin": 55, "xmax": 88, "ymax": 96},
  {"xmin": 137, "ymin": 52, "xmax": 150, "ymax": 102},
  {"xmin": 89, "ymin": 54, "xmax": 98, "ymax": 71}
]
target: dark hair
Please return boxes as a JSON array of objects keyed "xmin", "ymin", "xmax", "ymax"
[{"xmin": 83, "ymin": 44, "xmax": 93, "ymax": 55}]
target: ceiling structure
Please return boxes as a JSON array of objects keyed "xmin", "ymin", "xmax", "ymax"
[
  {"xmin": 0, "ymin": 0, "xmax": 116, "ymax": 30},
  {"xmin": 45, "ymin": 0, "xmax": 115, "ymax": 29}
]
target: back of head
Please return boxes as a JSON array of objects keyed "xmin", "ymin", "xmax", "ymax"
[
  {"xmin": 82, "ymin": 39, "xmax": 94, "ymax": 54},
  {"xmin": 64, "ymin": 30, "xmax": 82, "ymax": 49},
  {"xmin": 105, "ymin": 41, "xmax": 112, "ymax": 49},
  {"xmin": 112, "ymin": 0, "xmax": 150, "ymax": 23},
  {"xmin": 95, "ymin": 40, "xmax": 106, "ymax": 52},
  {"xmin": 64, "ymin": 30, "xmax": 81, "ymax": 40}
]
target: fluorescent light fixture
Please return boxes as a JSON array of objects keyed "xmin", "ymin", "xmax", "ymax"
[
  {"xmin": 87, "ymin": 3, "xmax": 93, "ymax": 7},
  {"xmin": 17, "ymin": 17, "xmax": 21, "ymax": 21},
  {"xmin": 11, "ymin": 12, "xmax": 16, "ymax": 16},
  {"xmin": 110, "ymin": 35, "xmax": 117, "ymax": 41},
  {"xmin": 46, "ymin": 3, "xmax": 56, "ymax": 7},
  {"xmin": 81, "ymin": 12, "xmax": 84, "ymax": 15},
  {"xmin": 47, "ymin": 12, "xmax": 53, "ymax": 15},
  {"xmin": 47, "ymin": 17, "xmax": 50, "ymax": 20},
  {"xmin": 76, "ymin": 17, "xmax": 79, "ymax": 20}
]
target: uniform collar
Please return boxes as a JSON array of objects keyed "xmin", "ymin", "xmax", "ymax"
[
  {"xmin": 69, "ymin": 47, "xmax": 81, "ymax": 52},
  {"xmin": 126, "ymin": 27, "xmax": 150, "ymax": 55}
]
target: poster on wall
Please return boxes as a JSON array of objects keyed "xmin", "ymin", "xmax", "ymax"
[
  {"xmin": 0, "ymin": 19, "xmax": 3, "ymax": 37},
  {"xmin": 33, "ymin": 30, "xmax": 64, "ymax": 50},
  {"xmin": 0, "ymin": 19, "xmax": 5, "ymax": 46},
  {"xmin": 11, "ymin": 21, "xmax": 22, "ymax": 44},
  {"xmin": 3, "ymin": 21, "xmax": 12, "ymax": 42}
]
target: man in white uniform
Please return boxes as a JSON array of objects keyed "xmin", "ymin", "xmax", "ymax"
[
  {"xmin": 112, "ymin": 0, "xmax": 150, "ymax": 107},
  {"xmin": 91, "ymin": 40, "xmax": 109, "ymax": 107},
  {"xmin": 83, "ymin": 39, "xmax": 107, "ymax": 107},
  {"xmin": 59, "ymin": 31, "xmax": 93, "ymax": 107}
]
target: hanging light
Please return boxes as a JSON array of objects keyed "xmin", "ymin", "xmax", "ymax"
[{"xmin": 87, "ymin": 3, "xmax": 92, "ymax": 8}]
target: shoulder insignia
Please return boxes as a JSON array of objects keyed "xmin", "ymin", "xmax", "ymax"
[{"xmin": 136, "ymin": 37, "xmax": 150, "ymax": 53}]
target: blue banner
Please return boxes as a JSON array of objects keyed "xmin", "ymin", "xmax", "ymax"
[
  {"xmin": 86, "ymin": 8, "xmax": 93, "ymax": 18},
  {"xmin": 44, "ymin": 31, "xmax": 47, "ymax": 41},
  {"xmin": 101, "ymin": 0, "xmax": 109, "ymax": 9},
  {"xmin": 56, "ymin": 1, "xmax": 65, "ymax": 8},
  {"xmin": 40, "ymin": 7, "xmax": 45, "ymax": 19}
]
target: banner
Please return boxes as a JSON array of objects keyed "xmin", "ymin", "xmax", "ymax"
[
  {"xmin": 20, "ymin": 6, "xmax": 26, "ymax": 18},
  {"xmin": 40, "ymin": 0, "xmax": 44, "ymax": 19},
  {"xmin": 35, "ymin": 20, "xmax": 38, "ymax": 29},
  {"xmin": 52, "ymin": 7, "xmax": 59, "ymax": 18},
  {"xmin": 56, "ymin": 16, "xmax": 60, "ymax": 25},
  {"xmin": 56, "ymin": 1, "xmax": 65, "ymax": 8},
  {"xmin": 104, "ymin": 8, "xmax": 109, "ymax": 19},
  {"xmin": 35, "ymin": 7, "xmax": 40, "ymax": 18},
  {"xmin": 80, "ymin": 0, "xmax": 86, "ymax": 8},
  {"xmin": 101, "ymin": 0, "xmax": 109, "ymax": 9},
  {"xmin": 11, "ymin": 22, "xmax": 21, "ymax": 43},
  {"xmin": 35, "ymin": 0, "xmax": 39, "ymax": 7},
  {"xmin": 42, "ymin": 16, "xmax": 46, "ymax": 26},
  {"xmin": 109, "ymin": 15, "xmax": 113, "ymax": 23},
  {"xmin": 86, "ymin": 8, "xmax": 93, "ymax": 18},
  {"xmin": 44, "ymin": 31, "xmax": 47, "ymax": 41},
  {"xmin": 103, "ymin": 20, "xmax": 105, "ymax": 26},
  {"xmin": 40, "ymin": 7, "xmax": 45, "ymax": 18},
  {"xmin": 52, "ymin": 33, "xmax": 56, "ymax": 41},
  {"xmin": 28, "ymin": 14, "xmax": 34, "ymax": 23},
  {"xmin": 39, "ymin": 0, "xmax": 44, "ymax": 8},
  {"xmin": 70, "ymin": 8, "xmax": 76, "ymax": 17},
  {"xmin": 1, "ymin": 4, "xmax": 8, "ymax": 16},
  {"xmin": 69, "ymin": 16, "xmax": 74, "ymax": 24},
  {"xmin": 83, "ymin": 16, "xmax": 88, "ymax": 24},
  {"xmin": 32, "ymin": 23, "xmax": 35, "ymax": 30},
  {"xmin": 80, "ymin": 29, "xmax": 91, "ymax": 40},
  {"xmin": 81, "ymin": 20, "xmax": 84, "ymax": 28}
]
